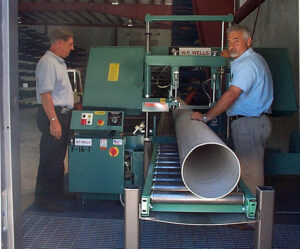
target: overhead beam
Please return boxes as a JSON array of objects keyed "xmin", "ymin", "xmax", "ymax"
[
  {"xmin": 18, "ymin": 21, "xmax": 170, "ymax": 29},
  {"xmin": 234, "ymin": 0, "xmax": 266, "ymax": 24},
  {"xmin": 19, "ymin": 2, "xmax": 172, "ymax": 22}
]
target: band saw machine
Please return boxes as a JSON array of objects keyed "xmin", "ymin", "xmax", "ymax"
[{"xmin": 68, "ymin": 15, "xmax": 275, "ymax": 249}]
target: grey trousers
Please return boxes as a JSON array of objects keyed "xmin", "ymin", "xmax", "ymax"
[{"xmin": 231, "ymin": 115, "xmax": 271, "ymax": 194}]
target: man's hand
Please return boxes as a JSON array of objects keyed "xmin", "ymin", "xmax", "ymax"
[
  {"xmin": 50, "ymin": 119, "xmax": 62, "ymax": 140},
  {"xmin": 191, "ymin": 112, "xmax": 204, "ymax": 121}
]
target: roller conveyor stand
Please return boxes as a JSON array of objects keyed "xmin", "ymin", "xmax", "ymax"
[
  {"xmin": 125, "ymin": 143, "xmax": 275, "ymax": 249},
  {"xmin": 125, "ymin": 185, "xmax": 275, "ymax": 249}
]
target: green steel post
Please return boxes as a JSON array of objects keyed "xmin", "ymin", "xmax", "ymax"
[{"xmin": 145, "ymin": 14, "xmax": 234, "ymax": 23}]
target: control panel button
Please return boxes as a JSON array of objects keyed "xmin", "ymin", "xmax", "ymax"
[
  {"xmin": 109, "ymin": 147, "xmax": 119, "ymax": 157},
  {"xmin": 81, "ymin": 113, "xmax": 93, "ymax": 126},
  {"xmin": 97, "ymin": 119, "xmax": 104, "ymax": 126}
]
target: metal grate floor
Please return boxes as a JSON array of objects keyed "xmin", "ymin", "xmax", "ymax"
[{"xmin": 23, "ymin": 214, "xmax": 300, "ymax": 249}]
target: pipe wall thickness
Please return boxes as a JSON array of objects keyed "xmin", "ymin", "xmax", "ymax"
[{"xmin": 173, "ymin": 108, "xmax": 240, "ymax": 199}]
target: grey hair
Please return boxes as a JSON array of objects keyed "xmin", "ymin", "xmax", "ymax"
[
  {"xmin": 227, "ymin": 24, "xmax": 251, "ymax": 41},
  {"xmin": 49, "ymin": 27, "xmax": 73, "ymax": 44}
]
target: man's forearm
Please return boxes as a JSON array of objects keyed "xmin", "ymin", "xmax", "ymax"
[
  {"xmin": 40, "ymin": 92, "xmax": 57, "ymax": 121},
  {"xmin": 206, "ymin": 86, "xmax": 241, "ymax": 121}
]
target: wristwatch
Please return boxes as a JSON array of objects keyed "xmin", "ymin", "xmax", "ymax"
[
  {"xmin": 202, "ymin": 114, "xmax": 208, "ymax": 123},
  {"xmin": 50, "ymin": 117, "xmax": 57, "ymax": 122}
]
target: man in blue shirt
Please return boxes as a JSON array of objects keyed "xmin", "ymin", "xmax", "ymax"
[
  {"xmin": 191, "ymin": 25, "xmax": 273, "ymax": 196},
  {"xmin": 35, "ymin": 27, "xmax": 74, "ymax": 212}
]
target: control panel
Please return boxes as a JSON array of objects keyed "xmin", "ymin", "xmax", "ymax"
[{"xmin": 70, "ymin": 110, "xmax": 124, "ymax": 132}]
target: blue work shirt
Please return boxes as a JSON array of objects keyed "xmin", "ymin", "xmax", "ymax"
[
  {"xmin": 227, "ymin": 48, "xmax": 273, "ymax": 117},
  {"xmin": 36, "ymin": 50, "xmax": 74, "ymax": 109}
]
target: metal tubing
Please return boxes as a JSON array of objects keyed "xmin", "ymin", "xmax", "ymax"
[
  {"xmin": 154, "ymin": 170, "xmax": 181, "ymax": 176},
  {"xmin": 212, "ymin": 74, "xmax": 216, "ymax": 103},
  {"xmin": 124, "ymin": 186, "xmax": 140, "ymax": 249},
  {"xmin": 152, "ymin": 182, "xmax": 188, "ymax": 192},
  {"xmin": 151, "ymin": 191, "xmax": 244, "ymax": 204},
  {"xmin": 145, "ymin": 21, "xmax": 150, "ymax": 52},
  {"xmin": 221, "ymin": 21, "xmax": 224, "ymax": 51},
  {"xmin": 173, "ymin": 106, "xmax": 240, "ymax": 199},
  {"xmin": 255, "ymin": 186, "xmax": 275, "ymax": 249},
  {"xmin": 155, "ymin": 165, "xmax": 181, "ymax": 169},
  {"xmin": 153, "ymin": 177, "xmax": 182, "ymax": 182},
  {"xmin": 145, "ymin": 111, "xmax": 149, "ymax": 138}
]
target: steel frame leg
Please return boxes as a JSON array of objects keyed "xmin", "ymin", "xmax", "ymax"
[
  {"xmin": 125, "ymin": 185, "xmax": 140, "ymax": 249},
  {"xmin": 255, "ymin": 186, "xmax": 275, "ymax": 249}
]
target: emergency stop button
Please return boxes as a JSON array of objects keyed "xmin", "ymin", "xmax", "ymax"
[
  {"xmin": 109, "ymin": 147, "xmax": 119, "ymax": 157},
  {"xmin": 97, "ymin": 119, "xmax": 104, "ymax": 126}
]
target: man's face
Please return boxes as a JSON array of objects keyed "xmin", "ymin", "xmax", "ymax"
[
  {"xmin": 58, "ymin": 37, "xmax": 74, "ymax": 58},
  {"xmin": 227, "ymin": 31, "xmax": 251, "ymax": 59}
]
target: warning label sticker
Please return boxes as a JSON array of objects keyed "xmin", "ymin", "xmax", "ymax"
[
  {"xmin": 100, "ymin": 139, "xmax": 107, "ymax": 150},
  {"xmin": 75, "ymin": 138, "xmax": 92, "ymax": 146},
  {"xmin": 113, "ymin": 139, "xmax": 123, "ymax": 145},
  {"xmin": 107, "ymin": 63, "xmax": 120, "ymax": 81}
]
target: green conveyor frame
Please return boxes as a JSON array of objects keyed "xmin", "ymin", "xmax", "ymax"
[{"xmin": 141, "ymin": 140, "xmax": 257, "ymax": 220}]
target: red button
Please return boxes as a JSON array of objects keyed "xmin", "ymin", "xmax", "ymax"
[
  {"xmin": 81, "ymin": 119, "xmax": 87, "ymax": 125},
  {"xmin": 97, "ymin": 119, "xmax": 104, "ymax": 126},
  {"xmin": 109, "ymin": 147, "xmax": 119, "ymax": 157}
]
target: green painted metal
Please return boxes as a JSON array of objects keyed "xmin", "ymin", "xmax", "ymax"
[
  {"xmin": 82, "ymin": 193, "xmax": 119, "ymax": 201},
  {"xmin": 141, "ymin": 140, "xmax": 257, "ymax": 218},
  {"xmin": 142, "ymin": 144, "xmax": 158, "ymax": 197},
  {"xmin": 131, "ymin": 151, "xmax": 144, "ymax": 188},
  {"xmin": 70, "ymin": 110, "xmax": 124, "ymax": 133},
  {"xmin": 125, "ymin": 135, "xmax": 144, "ymax": 152},
  {"xmin": 82, "ymin": 46, "xmax": 145, "ymax": 114},
  {"xmin": 151, "ymin": 136, "xmax": 177, "ymax": 145},
  {"xmin": 145, "ymin": 55, "xmax": 228, "ymax": 67},
  {"xmin": 150, "ymin": 46, "xmax": 169, "ymax": 55},
  {"xmin": 246, "ymin": 198, "xmax": 257, "ymax": 219},
  {"xmin": 145, "ymin": 14, "xmax": 234, "ymax": 23},
  {"xmin": 141, "ymin": 144, "xmax": 159, "ymax": 215},
  {"xmin": 69, "ymin": 137, "xmax": 125, "ymax": 194},
  {"xmin": 290, "ymin": 130, "xmax": 300, "ymax": 153},
  {"xmin": 265, "ymin": 152, "xmax": 300, "ymax": 175},
  {"xmin": 238, "ymin": 180, "xmax": 257, "ymax": 219},
  {"xmin": 255, "ymin": 48, "xmax": 298, "ymax": 116}
]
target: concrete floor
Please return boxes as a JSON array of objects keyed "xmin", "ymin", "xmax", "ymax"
[{"xmin": 20, "ymin": 106, "xmax": 40, "ymax": 211}]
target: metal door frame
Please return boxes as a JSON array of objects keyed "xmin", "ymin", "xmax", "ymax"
[{"xmin": 1, "ymin": 0, "xmax": 22, "ymax": 248}]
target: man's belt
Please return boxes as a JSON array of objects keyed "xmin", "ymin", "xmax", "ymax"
[
  {"xmin": 229, "ymin": 113, "xmax": 269, "ymax": 122},
  {"xmin": 54, "ymin": 106, "xmax": 72, "ymax": 114}
]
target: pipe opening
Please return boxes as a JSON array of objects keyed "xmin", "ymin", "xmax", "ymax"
[{"xmin": 182, "ymin": 143, "xmax": 240, "ymax": 199}]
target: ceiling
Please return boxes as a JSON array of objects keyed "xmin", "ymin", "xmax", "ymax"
[
  {"xmin": 18, "ymin": 0, "xmax": 264, "ymax": 39},
  {"xmin": 18, "ymin": 0, "xmax": 177, "ymax": 28}
]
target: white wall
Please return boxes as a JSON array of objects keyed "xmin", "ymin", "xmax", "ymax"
[
  {"xmin": 26, "ymin": 25, "xmax": 171, "ymax": 50},
  {"xmin": 240, "ymin": 0, "xmax": 299, "ymax": 151}
]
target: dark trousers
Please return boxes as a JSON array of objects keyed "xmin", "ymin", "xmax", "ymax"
[{"xmin": 35, "ymin": 106, "xmax": 72, "ymax": 202}]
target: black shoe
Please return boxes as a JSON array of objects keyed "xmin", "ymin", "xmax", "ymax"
[{"xmin": 35, "ymin": 200, "xmax": 64, "ymax": 213}]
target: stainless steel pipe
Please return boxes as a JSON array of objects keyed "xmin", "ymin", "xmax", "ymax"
[{"xmin": 173, "ymin": 107, "xmax": 240, "ymax": 199}]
